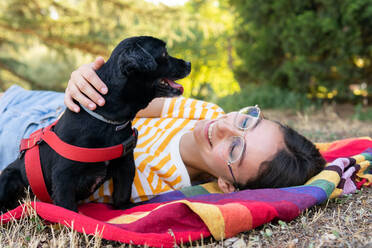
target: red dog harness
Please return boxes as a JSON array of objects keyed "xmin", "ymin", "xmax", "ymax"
[{"xmin": 19, "ymin": 121, "xmax": 138, "ymax": 203}]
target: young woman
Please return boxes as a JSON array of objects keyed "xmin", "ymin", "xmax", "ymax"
[{"xmin": 0, "ymin": 58, "xmax": 325, "ymax": 203}]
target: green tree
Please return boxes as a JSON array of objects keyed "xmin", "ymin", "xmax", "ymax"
[
  {"xmin": 0, "ymin": 0, "xmax": 196, "ymax": 91},
  {"xmin": 171, "ymin": 0, "xmax": 240, "ymax": 101},
  {"xmin": 229, "ymin": 0, "xmax": 372, "ymax": 103},
  {"xmin": 0, "ymin": 0, "xmax": 240, "ymax": 103}
]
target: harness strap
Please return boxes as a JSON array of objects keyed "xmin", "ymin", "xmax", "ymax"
[
  {"xmin": 21, "ymin": 120, "xmax": 138, "ymax": 203},
  {"xmin": 20, "ymin": 128, "xmax": 44, "ymax": 151},
  {"xmin": 42, "ymin": 130, "xmax": 125, "ymax": 162},
  {"xmin": 25, "ymin": 145, "xmax": 53, "ymax": 203}
]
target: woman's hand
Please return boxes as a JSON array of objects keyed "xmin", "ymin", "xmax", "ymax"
[{"xmin": 64, "ymin": 57, "xmax": 108, "ymax": 113}]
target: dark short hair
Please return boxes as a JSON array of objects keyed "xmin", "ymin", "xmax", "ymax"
[{"xmin": 240, "ymin": 122, "xmax": 326, "ymax": 190}]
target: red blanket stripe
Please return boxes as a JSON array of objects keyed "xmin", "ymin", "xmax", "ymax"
[
  {"xmin": 218, "ymin": 203, "xmax": 253, "ymax": 238},
  {"xmin": 320, "ymin": 138, "xmax": 372, "ymax": 162}
]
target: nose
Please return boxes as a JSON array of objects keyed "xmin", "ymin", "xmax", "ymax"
[
  {"xmin": 185, "ymin": 61, "xmax": 191, "ymax": 72},
  {"xmin": 214, "ymin": 114, "xmax": 241, "ymax": 139}
]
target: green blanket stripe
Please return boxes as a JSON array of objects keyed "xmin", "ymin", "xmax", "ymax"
[
  {"xmin": 364, "ymin": 164, "xmax": 372, "ymax": 175},
  {"xmin": 307, "ymin": 179, "xmax": 335, "ymax": 198},
  {"xmin": 361, "ymin": 152, "xmax": 372, "ymax": 160},
  {"xmin": 180, "ymin": 185, "xmax": 210, "ymax": 197}
]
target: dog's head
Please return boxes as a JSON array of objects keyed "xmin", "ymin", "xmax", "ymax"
[{"xmin": 109, "ymin": 36, "xmax": 191, "ymax": 101}]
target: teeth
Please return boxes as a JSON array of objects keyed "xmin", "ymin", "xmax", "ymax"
[{"xmin": 208, "ymin": 122, "xmax": 215, "ymax": 145}]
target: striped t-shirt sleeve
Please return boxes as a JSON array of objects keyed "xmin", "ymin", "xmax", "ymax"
[{"xmin": 161, "ymin": 96, "xmax": 225, "ymax": 120}]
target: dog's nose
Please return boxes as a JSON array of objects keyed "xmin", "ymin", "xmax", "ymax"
[{"xmin": 185, "ymin": 61, "xmax": 191, "ymax": 70}]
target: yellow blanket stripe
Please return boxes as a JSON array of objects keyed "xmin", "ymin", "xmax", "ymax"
[
  {"xmin": 305, "ymin": 170, "xmax": 339, "ymax": 188},
  {"xmin": 202, "ymin": 182, "xmax": 223, "ymax": 194},
  {"xmin": 107, "ymin": 199, "xmax": 226, "ymax": 240}
]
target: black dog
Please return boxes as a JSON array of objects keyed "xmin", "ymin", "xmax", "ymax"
[{"xmin": 0, "ymin": 36, "xmax": 191, "ymax": 212}]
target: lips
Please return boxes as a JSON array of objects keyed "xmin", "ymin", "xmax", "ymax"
[{"xmin": 204, "ymin": 120, "xmax": 216, "ymax": 148}]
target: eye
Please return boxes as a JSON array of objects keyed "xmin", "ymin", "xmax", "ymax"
[
  {"xmin": 162, "ymin": 51, "xmax": 167, "ymax": 57},
  {"xmin": 238, "ymin": 116, "xmax": 253, "ymax": 129},
  {"xmin": 228, "ymin": 137, "xmax": 243, "ymax": 162},
  {"xmin": 229, "ymin": 143, "xmax": 238, "ymax": 158},
  {"xmin": 241, "ymin": 117, "xmax": 249, "ymax": 128}
]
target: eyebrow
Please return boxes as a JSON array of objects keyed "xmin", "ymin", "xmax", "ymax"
[{"xmin": 237, "ymin": 117, "xmax": 262, "ymax": 168}]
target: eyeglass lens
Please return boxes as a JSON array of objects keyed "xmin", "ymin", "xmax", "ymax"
[
  {"xmin": 229, "ymin": 106, "xmax": 260, "ymax": 162},
  {"xmin": 227, "ymin": 106, "xmax": 260, "ymax": 190},
  {"xmin": 228, "ymin": 136, "xmax": 244, "ymax": 163},
  {"xmin": 234, "ymin": 106, "xmax": 260, "ymax": 130}
]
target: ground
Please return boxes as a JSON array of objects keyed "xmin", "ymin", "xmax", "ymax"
[{"xmin": 0, "ymin": 105, "xmax": 371, "ymax": 247}]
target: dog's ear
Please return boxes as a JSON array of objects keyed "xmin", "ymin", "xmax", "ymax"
[{"xmin": 118, "ymin": 43, "xmax": 158, "ymax": 76}]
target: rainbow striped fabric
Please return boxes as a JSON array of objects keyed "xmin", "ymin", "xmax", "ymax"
[{"xmin": 1, "ymin": 137, "xmax": 371, "ymax": 247}]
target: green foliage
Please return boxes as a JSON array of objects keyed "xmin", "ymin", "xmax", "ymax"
[
  {"xmin": 217, "ymin": 83, "xmax": 315, "ymax": 112},
  {"xmin": 2, "ymin": 0, "xmax": 370, "ymax": 109},
  {"xmin": 229, "ymin": 0, "xmax": 372, "ymax": 103},
  {"xmin": 0, "ymin": 0, "xmax": 197, "ymax": 91},
  {"xmin": 170, "ymin": 0, "xmax": 240, "ymax": 99},
  {"xmin": 0, "ymin": 0, "xmax": 241, "ymax": 99}
]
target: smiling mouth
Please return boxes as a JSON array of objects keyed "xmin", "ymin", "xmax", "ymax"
[
  {"xmin": 158, "ymin": 78, "xmax": 184, "ymax": 95},
  {"xmin": 205, "ymin": 120, "xmax": 216, "ymax": 147}
]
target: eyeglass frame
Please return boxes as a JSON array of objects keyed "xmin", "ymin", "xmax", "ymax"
[{"xmin": 225, "ymin": 105, "xmax": 262, "ymax": 191}]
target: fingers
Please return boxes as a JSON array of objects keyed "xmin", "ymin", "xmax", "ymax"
[
  {"xmin": 64, "ymin": 86, "xmax": 80, "ymax": 113},
  {"xmin": 92, "ymin": 56, "xmax": 105, "ymax": 71},
  {"xmin": 79, "ymin": 70, "xmax": 106, "ymax": 105},
  {"xmin": 65, "ymin": 80, "xmax": 97, "ymax": 112},
  {"xmin": 65, "ymin": 57, "xmax": 108, "ymax": 113},
  {"xmin": 87, "ymin": 57, "xmax": 108, "ymax": 95}
]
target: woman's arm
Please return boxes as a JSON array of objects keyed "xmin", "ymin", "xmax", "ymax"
[
  {"xmin": 136, "ymin": 98, "xmax": 165, "ymax": 118},
  {"xmin": 64, "ymin": 57, "xmax": 165, "ymax": 118}
]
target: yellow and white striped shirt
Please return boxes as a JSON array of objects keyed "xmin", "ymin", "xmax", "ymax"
[{"xmin": 87, "ymin": 97, "xmax": 224, "ymax": 203}]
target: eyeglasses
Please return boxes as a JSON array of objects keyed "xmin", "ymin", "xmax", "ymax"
[{"xmin": 224, "ymin": 105, "xmax": 262, "ymax": 191}]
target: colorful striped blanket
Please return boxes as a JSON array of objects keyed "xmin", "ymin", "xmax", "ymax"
[{"xmin": 1, "ymin": 137, "xmax": 371, "ymax": 247}]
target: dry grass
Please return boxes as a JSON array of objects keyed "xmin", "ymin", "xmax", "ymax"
[
  {"xmin": 266, "ymin": 104, "xmax": 372, "ymax": 142},
  {"xmin": 0, "ymin": 207, "xmax": 139, "ymax": 248},
  {"xmin": 0, "ymin": 105, "xmax": 371, "ymax": 248},
  {"xmin": 0, "ymin": 195, "xmax": 110, "ymax": 248}
]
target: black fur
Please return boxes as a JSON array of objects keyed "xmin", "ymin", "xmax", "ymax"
[{"xmin": 0, "ymin": 36, "xmax": 191, "ymax": 212}]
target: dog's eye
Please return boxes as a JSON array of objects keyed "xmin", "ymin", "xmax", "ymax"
[{"xmin": 162, "ymin": 52, "xmax": 167, "ymax": 57}]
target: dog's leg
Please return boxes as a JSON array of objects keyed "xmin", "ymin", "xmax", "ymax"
[
  {"xmin": 111, "ymin": 154, "xmax": 135, "ymax": 209},
  {"xmin": 51, "ymin": 169, "xmax": 78, "ymax": 212},
  {"xmin": 0, "ymin": 161, "xmax": 27, "ymax": 213}
]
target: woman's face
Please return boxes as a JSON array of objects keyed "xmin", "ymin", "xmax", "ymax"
[{"xmin": 193, "ymin": 112, "xmax": 285, "ymax": 190}]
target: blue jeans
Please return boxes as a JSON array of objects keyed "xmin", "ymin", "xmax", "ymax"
[{"xmin": 0, "ymin": 85, "xmax": 65, "ymax": 169}]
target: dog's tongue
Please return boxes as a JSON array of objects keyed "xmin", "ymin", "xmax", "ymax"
[{"xmin": 164, "ymin": 78, "xmax": 184, "ymax": 94}]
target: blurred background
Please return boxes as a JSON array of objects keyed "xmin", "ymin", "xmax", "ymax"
[{"xmin": 0, "ymin": 0, "xmax": 371, "ymax": 118}]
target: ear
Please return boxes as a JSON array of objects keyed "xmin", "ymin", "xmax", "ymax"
[
  {"xmin": 118, "ymin": 43, "xmax": 157, "ymax": 76},
  {"xmin": 217, "ymin": 177, "xmax": 236, "ymax": 193}
]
